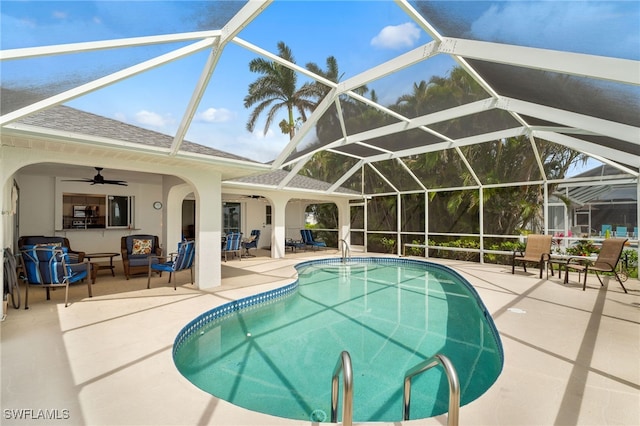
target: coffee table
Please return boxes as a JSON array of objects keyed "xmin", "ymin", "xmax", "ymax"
[{"xmin": 85, "ymin": 252, "xmax": 120, "ymax": 283}]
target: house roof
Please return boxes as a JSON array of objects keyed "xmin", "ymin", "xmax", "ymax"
[
  {"xmin": 10, "ymin": 100, "xmax": 358, "ymax": 195},
  {"xmin": 13, "ymin": 100, "xmax": 255, "ymax": 162},
  {"xmin": 1, "ymin": 1, "xmax": 638, "ymax": 196},
  {"xmin": 226, "ymin": 169, "xmax": 360, "ymax": 196}
]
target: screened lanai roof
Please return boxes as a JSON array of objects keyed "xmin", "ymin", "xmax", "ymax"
[{"xmin": 1, "ymin": 1, "xmax": 638, "ymax": 195}]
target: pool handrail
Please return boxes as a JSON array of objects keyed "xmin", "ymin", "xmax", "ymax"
[
  {"xmin": 339, "ymin": 239, "xmax": 350, "ymax": 262},
  {"xmin": 331, "ymin": 350, "xmax": 353, "ymax": 426},
  {"xmin": 403, "ymin": 353, "xmax": 460, "ymax": 426}
]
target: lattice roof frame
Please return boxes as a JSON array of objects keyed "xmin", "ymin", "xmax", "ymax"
[{"xmin": 1, "ymin": 0, "xmax": 638, "ymax": 196}]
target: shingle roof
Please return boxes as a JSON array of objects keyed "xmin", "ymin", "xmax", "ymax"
[
  {"xmin": 15, "ymin": 103, "xmax": 258, "ymax": 162},
  {"xmin": 13, "ymin": 101, "xmax": 357, "ymax": 194},
  {"xmin": 229, "ymin": 169, "xmax": 360, "ymax": 195}
]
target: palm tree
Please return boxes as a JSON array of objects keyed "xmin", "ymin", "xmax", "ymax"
[
  {"xmin": 304, "ymin": 56, "xmax": 370, "ymax": 144},
  {"xmin": 395, "ymin": 80, "xmax": 431, "ymax": 117},
  {"xmin": 244, "ymin": 41, "xmax": 316, "ymax": 139}
]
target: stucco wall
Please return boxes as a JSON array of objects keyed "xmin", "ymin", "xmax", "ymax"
[{"xmin": 15, "ymin": 173, "xmax": 164, "ymax": 254}]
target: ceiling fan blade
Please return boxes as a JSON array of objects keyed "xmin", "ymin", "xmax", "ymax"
[{"xmin": 64, "ymin": 167, "xmax": 128, "ymax": 186}]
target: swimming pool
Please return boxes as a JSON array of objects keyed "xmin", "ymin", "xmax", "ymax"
[{"xmin": 174, "ymin": 258, "xmax": 503, "ymax": 422}]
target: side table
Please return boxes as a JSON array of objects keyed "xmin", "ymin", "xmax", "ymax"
[{"xmin": 84, "ymin": 252, "xmax": 120, "ymax": 284}]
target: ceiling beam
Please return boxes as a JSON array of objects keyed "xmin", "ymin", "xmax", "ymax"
[
  {"xmin": 170, "ymin": 1, "xmax": 272, "ymax": 155},
  {"xmin": 441, "ymin": 38, "xmax": 640, "ymax": 86},
  {"xmin": 0, "ymin": 31, "xmax": 222, "ymax": 60},
  {"xmin": 500, "ymin": 97, "xmax": 639, "ymax": 144},
  {"xmin": 1, "ymin": 38, "xmax": 216, "ymax": 126},
  {"xmin": 534, "ymin": 131, "xmax": 639, "ymax": 171}
]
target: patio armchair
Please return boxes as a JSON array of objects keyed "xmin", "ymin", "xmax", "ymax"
[
  {"xmin": 300, "ymin": 229, "xmax": 327, "ymax": 250},
  {"xmin": 121, "ymin": 234, "xmax": 162, "ymax": 279},
  {"xmin": 20, "ymin": 244, "xmax": 91, "ymax": 308},
  {"xmin": 242, "ymin": 230, "xmax": 260, "ymax": 257},
  {"xmin": 511, "ymin": 234, "xmax": 552, "ymax": 279},
  {"xmin": 564, "ymin": 238, "xmax": 628, "ymax": 293},
  {"xmin": 222, "ymin": 232, "xmax": 242, "ymax": 261},
  {"xmin": 18, "ymin": 235, "xmax": 85, "ymax": 263},
  {"xmin": 147, "ymin": 240, "xmax": 195, "ymax": 290}
]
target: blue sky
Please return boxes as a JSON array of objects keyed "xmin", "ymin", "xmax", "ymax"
[{"xmin": 2, "ymin": 1, "xmax": 639, "ymax": 164}]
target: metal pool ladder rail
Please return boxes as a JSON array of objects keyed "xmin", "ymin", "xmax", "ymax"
[
  {"xmin": 339, "ymin": 239, "xmax": 350, "ymax": 262},
  {"xmin": 331, "ymin": 351, "xmax": 353, "ymax": 426},
  {"xmin": 403, "ymin": 353, "xmax": 460, "ymax": 426}
]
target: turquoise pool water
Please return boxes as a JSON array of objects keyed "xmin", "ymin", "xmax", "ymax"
[{"xmin": 173, "ymin": 258, "xmax": 503, "ymax": 422}]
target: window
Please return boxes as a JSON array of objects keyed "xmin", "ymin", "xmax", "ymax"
[
  {"xmin": 265, "ymin": 205, "xmax": 272, "ymax": 225},
  {"xmin": 223, "ymin": 202, "xmax": 241, "ymax": 234},
  {"xmin": 62, "ymin": 193, "xmax": 134, "ymax": 229},
  {"xmin": 108, "ymin": 196, "xmax": 133, "ymax": 227}
]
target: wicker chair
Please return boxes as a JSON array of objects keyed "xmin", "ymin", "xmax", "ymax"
[{"xmin": 121, "ymin": 234, "xmax": 162, "ymax": 279}]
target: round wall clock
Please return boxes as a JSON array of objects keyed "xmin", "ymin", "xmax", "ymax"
[{"xmin": 153, "ymin": 201, "xmax": 163, "ymax": 210}]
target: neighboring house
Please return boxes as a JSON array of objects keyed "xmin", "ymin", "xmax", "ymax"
[
  {"xmin": 551, "ymin": 164, "xmax": 638, "ymax": 238},
  {"xmin": 2, "ymin": 104, "xmax": 360, "ymax": 289}
]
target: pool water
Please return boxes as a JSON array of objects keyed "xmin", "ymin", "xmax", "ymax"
[{"xmin": 174, "ymin": 258, "xmax": 503, "ymax": 422}]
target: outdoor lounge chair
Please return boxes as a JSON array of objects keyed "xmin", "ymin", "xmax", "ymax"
[
  {"xmin": 511, "ymin": 234, "xmax": 552, "ymax": 278},
  {"xmin": 615, "ymin": 226, "xmax": 627, "ymax": 237},
  {"xmin": 222, "ymin": 232, "xmax": 242, "ymax": 261},
  {"xmin": 564, "ymin": 238, "xmax": 628, "ymax": 293},
  {"xmin": 20, "ymin": 244, "xmax": 91, "ymax": 308},
  {"xmin": 242, "ymin": 230, "xmax": 260, "ymax": 257},
  {"xmin": 147, "ymin": 240, "xmax": 195, "ymax": 290},
  {"xmin": 300, "ymin": 229, "xmax": 327, "ymax": 250}
]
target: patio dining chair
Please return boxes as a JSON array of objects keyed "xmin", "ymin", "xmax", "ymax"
[
  {"xmin": 147, "ymin": 240, "xmax": 195, "ymax": 290},
  {"xmin": 20, "ymin": 244, "xmax": 91, "ymax": 308},
  {"xmin": 564, "ymin": 238, "xmax": 628, "ymax": 293},
  {"xmin": 511, "ymin": 234, "xmax": 553, "ymax": 278},
  {"xmin": 222, "ymin": 232, "xmax": 242, "ymax": 261}
]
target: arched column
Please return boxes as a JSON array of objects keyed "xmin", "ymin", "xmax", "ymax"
[
  {"xmin": 184, "ymin": 171, "xmax": 222, "ymax": 289},
  {"xmin": 269, "ymin": 192, "xmax": 291, "ymax": 259},
  {"xmin": 165, "ymin": 182, "xmax": 193, "ymax": 250},
  {"xmin": 335, "ymin": 198, "xmax": 351, "ymax": 244}
]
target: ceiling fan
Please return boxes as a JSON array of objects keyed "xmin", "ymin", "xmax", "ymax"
[{"xmin": 64, "ymin": 167, "xmax": 128, "ymax": 186}]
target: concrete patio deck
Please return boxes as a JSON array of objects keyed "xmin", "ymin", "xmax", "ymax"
[{"xmin": 1, "ymin": 249, "xmax": 638, "ymax": 425}]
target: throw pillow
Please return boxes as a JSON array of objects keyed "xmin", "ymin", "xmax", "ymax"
[{"xmin": 132, "ymin": 239, "xmax": 152, "ymax": 255}]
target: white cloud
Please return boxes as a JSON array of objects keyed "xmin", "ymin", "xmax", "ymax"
[
  {"xmin": 135, "ymin": 110, "xmax": 173, "ymax": 128},
  {"xmin": 52, "ymin": 11, "xmax": 67, "ymax": 20},
  {"xmin": 371, "ymin": 22, "xmax": 421, "ymax": 49},
  {"xmin": 469, "ymin": 2, "xmax": 636, "ymax": 58},
  {"xmin": 196, "ymin": 107, "xmax": 235, "ymax": 123},
  {"xmin": 113, "ymin": 112, "xmax": 126, "ymax": 122},
  {"xmin": 234, "ymin": 128, "xmax": 289, "ymax": 162},
  {"xmin": 190, "ymin": 124, "xmax": 289, "ymax": 163}
]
